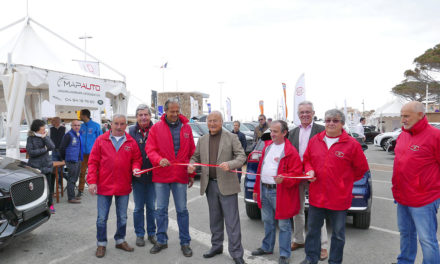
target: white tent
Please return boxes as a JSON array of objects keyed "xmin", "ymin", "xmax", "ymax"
[
  {"xmin": 0, "ymin": 17, "xmax": 128, "ymax": 158},
  {"xmin": 371, "ymin": 97, "xmax": 408, "ymax": 132}
]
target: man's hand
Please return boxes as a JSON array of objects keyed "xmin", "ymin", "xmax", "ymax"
[
  {"xmin": 253, "ymin": 193, "xmax": 258, "ymax": 201},
  {"xmin": 274, "ymin": 175, "xmax": 284, "ymax": 184},
  {"xmin": 187, "ymin": 164, "xmax": 196, "ymax": 174},
  {"xmin": 89, "ymin": 184, "xmax": 97, "ymax": 195},
  {"xmin": 218, "ymin": 162, "xmax": 230, "ymax": 171},
  {"xmin": 188, "ymin": 177, "xmax": 194, "ymax": 188},
  {"xmin": 133, "ymin": 168, "xmax": 141, "ymax": 177},
  {"xmin": 159, "ymin": 158, "xmax": 171, "ymax": 167},
  {"xmin": 307, "ymin": 170, "xmax": 316, "ymax": 182}
]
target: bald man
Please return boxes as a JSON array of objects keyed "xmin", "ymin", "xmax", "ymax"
[
  {"xmin": 392, "ymin": 101, "xmax": 440, "ymax": 264},
  {"xmin": 189, "ymin": 111, "xmax": 247, "ymax": 264}
]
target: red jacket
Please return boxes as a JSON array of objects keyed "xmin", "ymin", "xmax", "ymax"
[
  {"xmin": 392, "ymin": 116, "xmax": 440, "ymax": 207},
  {"xmin": 303, "ymin": 130, "xmax": 369, "ymax": 210},
  {"xmin": 253, "ymin": 139, "xmax": 303, "ymax": 219},
  {"xmin": 87, "ymin": 131, "xmax": 142, "ymax": 196},
  {"xmin": 145, "ymin": 114, "xmax": 196, "ymax": 184}
]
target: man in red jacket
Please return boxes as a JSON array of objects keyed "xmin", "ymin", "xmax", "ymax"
[
  {"xmin": 87, "ymin": 114, "xmax": 142, "ymax": 258},
  {"xmin": 392, "ymin": 101, "xmax": 440, "ymax": 264},
  {"xmin": 300, "ymin": 109, "xmax": 368, "ymax": 264},
  {"xmin": 145, "ymin": 98, "xmax": 196, "ymax": 257},
  {"xmin": 252, "ymin": 120, "xmax": 303, "ymax": 264}
]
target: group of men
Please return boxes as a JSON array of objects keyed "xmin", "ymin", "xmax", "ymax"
[
  {"xmin": 82, "ymin": 97, "xmax": 439, "ymax": 264},
  {"xmin": 49, "ymin": 110, "xmax": 102, "ymax": 206}
]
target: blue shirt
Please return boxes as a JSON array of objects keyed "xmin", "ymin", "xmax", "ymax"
[
  {"xmin": 110, "ymin": 132, "xmax": 126, "ymax": 152},
  {"xmin": 80, "ymin": 118, "xmax": 102, "ymax": 154}
]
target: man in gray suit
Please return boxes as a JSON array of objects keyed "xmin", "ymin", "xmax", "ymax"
[
  {"xmin": 188, "ymin": 111, "xmax": 247, "ymax": 264},
  {"xmin": 288, "ymin": 101, "xmax": 329, "ymax": 261}
]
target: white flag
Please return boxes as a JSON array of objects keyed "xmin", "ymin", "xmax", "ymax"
[
  {"xmin": 294, "ymin": 73, "xmax": 306, "ymax": 126},
  {"xmin": 226, "ymin": 97, "xmax": 232, "ymax": 122},
  {"xmin": 77, "ymin": 60, "xmax": 100, "ymax": 76}
]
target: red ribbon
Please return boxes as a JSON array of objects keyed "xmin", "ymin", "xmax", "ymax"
[{"xmin": 134, "ymin": 162, "xmax": 313, "ymax": 179}]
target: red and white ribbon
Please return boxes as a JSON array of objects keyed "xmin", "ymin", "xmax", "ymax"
[{"xmin": 134, "ymin": 162, "xmax": 313, "ymax": 179}]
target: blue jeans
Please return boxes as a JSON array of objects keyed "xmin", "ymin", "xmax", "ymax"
[
  {"xmin": 260, "ymin": 185, "xmax": 292, "ymax": 258},
  {"xmin": 305, "ymin": 205, "xmax": 347, "ymax": 264},
  {"xmin": 397, "ymin": 199, "xmax": 440, "ymax": 264},
  {"xmin": 96, "ymin": 195, "xmax": 129, "ymax": 246},
  {"xmin": 132, "ymin": 180, "xmax": 156, "ymax": 238},
  {"xmin": 155, "ymin": 182, "xmax": 190, "ymax": 245}
]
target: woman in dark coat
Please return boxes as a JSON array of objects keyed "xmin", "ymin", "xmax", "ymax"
[{"xmin": 26, "ymin": 119, "xmax": 56, "ymax": 213}]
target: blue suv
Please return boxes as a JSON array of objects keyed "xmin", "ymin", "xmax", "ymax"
[{"xmin": 243, "ymin": 133, "xmax": 372, "ymax": 229}]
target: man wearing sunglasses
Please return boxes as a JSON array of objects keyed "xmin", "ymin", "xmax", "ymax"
[
  {"xmin": 288, "ymin": 101, "xmax": 328, "ymax": 261},
  {"xmin": 300, "ymin": 109, "xmax": 369, "ymax": 264},
  {"xmin": 253, "ymin": 114, "xmax": 269, "ymax": 143}
]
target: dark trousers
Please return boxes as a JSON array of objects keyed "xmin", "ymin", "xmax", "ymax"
[
  {"xmin": 78, "ymin": 154, "xmax": 89, "ymax": 192},
  {"xmin": 44, "ymin": 172, "xmax": 55, "ymax": 206},
  {"xmin": 65, "ymin": 161, "xmax": 81, "ymax": 200},
  {"xmin": 305, "ymin": 205, "xmax": 347, "ymax": 264},
  {"xmin": 206, "ymin": 180, "xmax": 244, "ymax": 258}
]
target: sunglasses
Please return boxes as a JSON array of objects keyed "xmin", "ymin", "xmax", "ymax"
[
  {"xmin": 258, "ymin": 119, "xmax": 264, "ymax": 121},
  {"xmin": 325, "ymin": 119, "xmax": 341, "ymax": 124}
]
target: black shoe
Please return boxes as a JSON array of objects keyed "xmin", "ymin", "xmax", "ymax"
[
  {"xmin": 150, "ymin": 243, "xmax": 167, "ymax": 254},
  {"xmin": 181, "ymin": 245, "xmax": 193, "ymax": 257},
  {"xmin": 136, "ymin": 236, "xmax": 145, "ymax": 247},
  {"xmin": 203, "ymin": 247, "xmax": 223, "ymax": 258},
  {"xmin": 148, "ymin": 235, "xmax": 157, "ymax": 245},
  {"xmin": 251, "ymin": 248, "xmax": 272, "ymax": 256},
  {"xmin": 233, "ymin": 257, "xmax": 246, "ymax": 264},
  {"xmin": 279, "ymin": 256, "xmax": 289, "ymax": 264}
]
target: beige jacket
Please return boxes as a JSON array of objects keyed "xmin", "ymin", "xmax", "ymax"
[{"xmin": 191, "ymin": 130, "xmax": 246, "ymax": 196}]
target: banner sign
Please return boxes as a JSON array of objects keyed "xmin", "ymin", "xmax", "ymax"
[
  {"xmin": 158, "ymin": 105, "xmax": 164, "ymax": 116},
  {"xmin": 151, "ymin": 90, "xmax": 158, "ymax": 111},
  {"xmin": 294, "ymin": 73, "xmax": 306, "ymax": 126},
  {"xmin": 48, "ymin": 72, "xmax": 106, "ymax": 109}
]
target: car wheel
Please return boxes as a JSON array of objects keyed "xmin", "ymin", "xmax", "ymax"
[
  {"xmin": 245, "ymin": 203, "xmax": 261, "ymax": 219},
  {"xmin": 380, "ymin": 138, "xmax": 389, "ymax": 150},
  {"xmin": 353, "ymin": 211, "xmax": 371, "ymax": 229}
]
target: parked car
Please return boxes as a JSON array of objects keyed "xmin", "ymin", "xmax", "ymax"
[
  {"xmin": 0, "ymin": 130, "xmax": 29, "ymax": 156},
  {"xmin": 0, "ymin": 157, "xmax": 51, "ymax": 248},
  {"xmin": 374, "ymin": 129, "xmax": 402, "ymax": 150},
  {"xmin": 363, "ymin": 126, "xmax": 380, "ymax": 143},
  {"xmin": 243, "ymin": 122, "xmax": 258, "ymax": 132},
  {"xmin": 244, "ymin": 132, "xmax": 372, "ymax": 229}
]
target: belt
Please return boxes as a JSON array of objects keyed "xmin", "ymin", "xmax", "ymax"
[
  {"xmin": 209, "ymin": 178, "xmax": 217, "ymax": 181},
  {"xmin": 262, "ymin": 183, "xmax": 277, "ymax": 189}
]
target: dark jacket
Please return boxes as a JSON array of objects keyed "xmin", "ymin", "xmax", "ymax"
[
  {"xmin": 59, "ymin": 129, "xmax": 83, "ymax": 162},
  {"xmin": 129, "ymin": 122, "xmax": 154, "ymax": 184},
  {"xmin": 50, "ymin": 126, "xmax": 66, "ymax": 150},
  {"xmin": 232, "ymin": 130, "xmax": 247, "ymax": 151},
  {"xmin": 288, "ymin": 122, "xmax": 325, "ymax": 152},
  {"xmin": 253, "ymin": 123, "xmax": 269, "ymax": 143},
  {"xmin": 26, "ymin": 131, "xmax": 55, "ymax": 174}
]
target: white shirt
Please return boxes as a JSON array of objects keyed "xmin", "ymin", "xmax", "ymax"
[
  {"xmin": 356, "ymin": 123, "xmax": 365, "ymax": 138},
  {"xmin": 261, "ymin": 142, "xmax": 285, "ymax": 184},
  {"xmin": 298, "ymin": 122, "xmax": 313, "ymax": 161},
  {"xmin": 324, "ymin": 136, "xmax": 339, "ymax": 149}
]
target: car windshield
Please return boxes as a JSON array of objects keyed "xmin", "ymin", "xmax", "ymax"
[{"xmin": 198, "ymin": 123, "xmax": 210, "ymax": 135}]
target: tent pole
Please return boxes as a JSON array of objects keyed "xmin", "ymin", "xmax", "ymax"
[
  {"xmin": 29, "ymin": 18, "xmax": 126, "ymax": 82},
  {"xmin": 0, "ymin": 17, "xmax": 25, "ymax": 33}
]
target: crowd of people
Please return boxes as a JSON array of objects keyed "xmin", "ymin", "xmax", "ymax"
[{"xmin": 23, "ymin": 99, "xmax": 440, "ymax": 264}]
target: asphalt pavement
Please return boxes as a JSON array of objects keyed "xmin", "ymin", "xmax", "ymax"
[{"xmin": 1, "ymin": 145, "xmax": 438, "ymax": 264}]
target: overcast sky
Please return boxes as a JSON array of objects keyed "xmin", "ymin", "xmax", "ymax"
[{"xmin": 1, "ymin": 0, "xmax": 439, "ymax": 121}]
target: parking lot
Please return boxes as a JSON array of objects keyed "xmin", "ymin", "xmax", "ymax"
[{"xmin": 1, "ymin": 146, "xmax": 438, "ymax": 264}]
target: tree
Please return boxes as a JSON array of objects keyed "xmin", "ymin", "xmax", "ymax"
[{"xmin": 391, "ymin": 44, "xmax": 440, "ymax": 101}]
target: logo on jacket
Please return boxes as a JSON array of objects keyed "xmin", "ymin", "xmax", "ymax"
[
  {"xmin": 124, "ymin": 146, "xmax": 131, "ymax": 152},
  {"xmin": 184, "ymin": 133, "xmax": 189, "ymax": 139},
  {"xmin": 335, "ymin": 151, "xmax": 344, "ymax": 158},
  {"xmin": 409, "ymin": 145, "xmax": 420, "ymax": 151}
]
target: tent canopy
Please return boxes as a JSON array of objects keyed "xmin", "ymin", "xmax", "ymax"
[
  {"xmin": 0, "ymin": 17, "xmax": 127, "ymax": 158},
  {"xmin": 371, "ymin": 97, "xmax": 409, "ymax": 119}
]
